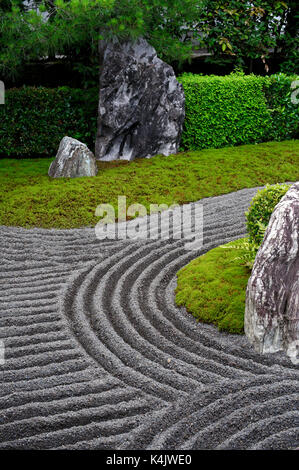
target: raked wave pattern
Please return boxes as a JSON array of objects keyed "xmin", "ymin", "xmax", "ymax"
[{"xmin": 0, "ymin": 187, "xmax": 298, "ymax": 449}]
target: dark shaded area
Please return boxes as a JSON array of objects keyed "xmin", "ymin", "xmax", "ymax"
[
  {"xmin": 4, "ymin": 53, "xmax": 296, "ymax": 90},
  {"xmin": 181, "ymin": 54, "xmax": 294, "ymax": 77},
  {"xmin": 4, "ymin": 60, "xmax": 87, "ymax": 89}
]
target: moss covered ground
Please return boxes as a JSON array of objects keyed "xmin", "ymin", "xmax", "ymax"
[{"xmin": 0, "ymin": 140, "xmax": 298, "ymax": 228}]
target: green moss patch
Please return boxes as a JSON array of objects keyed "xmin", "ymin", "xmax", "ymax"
[
  {"xmin": 175, "ymin": 239, "xmax": 252, "ymax": 334},
  {"xmin": 0, "ymin": 140, "xmax": 298, "ymax": 229}
]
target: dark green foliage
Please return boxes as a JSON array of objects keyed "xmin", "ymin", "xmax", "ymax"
[
  {"xmin": 0, "ymin": 86, "xmax": 98, "ymax": 157},
  {"xmin": 246, "ymin": 183, "xmax": 290, "ymax": 246},
  {"xmin": 179, "ymin": 72, "xmax": 299, "ymax": 151},
  {"xmin": 0, "ymin": 0, "xmax": 24, "ymax": 11}
]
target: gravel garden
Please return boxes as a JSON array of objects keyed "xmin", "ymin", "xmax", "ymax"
[{"xmin": 0, "ymin": 0, "xmax": 298, "ymax": 453}]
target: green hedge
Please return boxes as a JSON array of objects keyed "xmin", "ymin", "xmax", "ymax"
[
  {"xmin": 179, "ymin": 72, "xmax": 299, "ymax": 150},
  {"xmin": 0, "ymin": 73, "xmax": 298, "ymax": 157},
  {"xmin": 264, "ymin": 74, "xmax": 299, "ymax": 141},
  {"xmin": 0, "ymin": 86, "xmax": 98, "ymax": 157}
]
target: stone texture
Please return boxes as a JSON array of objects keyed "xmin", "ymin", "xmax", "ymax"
[
  {"xmin": 245, "ymin": 183, "xmax": 299, "ymax": 364},
  {"xmin": 49, "ymin": 137, "xmax": 98, "ymax": 178},
  {"xmin": 95, "ymin": 38, "xmax": 185, "ymax": 161}
]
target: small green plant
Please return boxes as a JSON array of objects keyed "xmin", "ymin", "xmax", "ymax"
[
  {"xmin": 246, "ymin": 183, "xmax": 290, "ymax": 246},
  {"xmin": 223, "ymin": 183, "xmax": 290, "ymax": 270},
  {"xmin": 221, "ymin": 236, "xmax": 262, "ymax": 270}
]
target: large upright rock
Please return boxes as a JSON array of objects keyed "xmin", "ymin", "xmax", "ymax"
[
  {"xmin": 95, "ymin": 38, "xmax": 185, "ymax": 161},
  {"xmin": 49, "ymin": 137, "xmax": 98, "ymax": 178},
  {"xmin": 245, "ymin": 183, "xmax": 299, "ymax": 364}
]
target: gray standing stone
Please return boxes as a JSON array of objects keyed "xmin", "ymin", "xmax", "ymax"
[
  {"xmin": 95, "ymin": 38, "xmax": 185, "ymax": 161},
  {"xmin": 49, "ymin": 137, "xmax": 98, "ymax": 178},
  {"xmin": 245, "ymin": 182, "xmax": 299, "ymax": 364}
]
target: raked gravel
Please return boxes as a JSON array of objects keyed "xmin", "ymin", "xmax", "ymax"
[{"xmin": 0, "ymin": 187, "xmax": 298, "ymax": 450}]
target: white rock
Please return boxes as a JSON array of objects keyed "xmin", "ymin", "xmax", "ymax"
[
  {"xmin": 95, "ymin": 38, "xmax": 185, "ymax": 161},
  {"xmin": 49, "ymin": 137, "xmax": 98, "ymax": 178},
  {"xmin": 245, "ymin": 183, "xmax": 299, "ymax": 364}
]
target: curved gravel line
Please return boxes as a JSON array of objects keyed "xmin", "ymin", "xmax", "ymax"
[{"xmin": 0, "ymin": 186, "xmax": 298, "ymax": 450}]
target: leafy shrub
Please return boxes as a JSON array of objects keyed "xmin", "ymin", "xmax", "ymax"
[
  {"xmin": 223, "ymin": 184, "xmax": 290, "ymax": 269},
  {"xmin": 246, "ymin": 183, "xmax": 290, "ymax": 246},
  {"xmin": 179, "ymin": 73, "xmax": 271, "ymax": 150},
  {"xmin": 179, "ymin": 72, "xmax": 299, "ymax": 151},
  {"xmin": 264, "ymin": 73, "xmax": 299, "ymax": 141},
  {"xmin": 0, "ymin": 86, "xmax": 98, "ymax": 157}
]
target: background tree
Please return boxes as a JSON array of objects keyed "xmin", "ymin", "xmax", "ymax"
[
  {"xmin": 0, "ymin": 0, "xmax": 297, "ymax": 82},
  {"xmin": 195, "ymin": 0, "xmax": 298, "ymax": 74},
  {"xmin": 277, "ymin": 0, "xmax": 299, "ymax": 73},
  {"xmin": 0, "ymin": 0, "xmax": 23, "ymax": 11},
  {"xmin": 0, "ymin": 0, "xmax": 203, "ymax": 80}
]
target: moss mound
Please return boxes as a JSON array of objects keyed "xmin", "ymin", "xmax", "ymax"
[{"xmin": 175, "ymin": 239, "xmax": 251, "ymax": 334}]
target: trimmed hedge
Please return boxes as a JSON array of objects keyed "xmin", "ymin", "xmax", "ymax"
[
  {"xmin": 0, "ymin": 86, "xmax": 98, "ymax": 157},
  {"xmin": 179, "ymin": 72, "xmax": 299, "ymax": 150},
  {"xmin": 265, "ymin": 74, "xmax": 299, "ymax": 141},
  {"xmin": 0, "ymin": 73, "xmax": 298, "ymax": 157}
]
